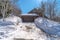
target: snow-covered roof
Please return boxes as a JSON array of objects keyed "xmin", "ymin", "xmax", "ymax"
[{"xmin": 20, "ymin": 14, "xmax": 38, "ymax": 16}]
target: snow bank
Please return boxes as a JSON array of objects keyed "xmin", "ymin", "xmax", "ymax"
[
  {"xmin": 0, "ymin": 25, "xmax": 16, "ymax": 40},
  {"xmin": 0, "ymin": 15, "xmax": 22, "ymax": 25},
  {"xmin": 35, "ymin": 17, "xmax": 60, "ymax": 37},
  {"xmin": 5, "ymin": 16, "xmax": 22, "ymax": 25},
  {"xmin": 0, "ymin": 16, "xmax": 22, "ymax": 40},
  {"xmin": 0, "ymin": 16, "xmax": 22, "ymax": 25}
]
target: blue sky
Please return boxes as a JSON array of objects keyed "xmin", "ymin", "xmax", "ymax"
[
  {"xmin": 16, "ymin": 0, "xmax": 42, "ymax": 13},
  {"xmin": 16, "ymin": 0, "xmax": 60, "ymax": 15}
]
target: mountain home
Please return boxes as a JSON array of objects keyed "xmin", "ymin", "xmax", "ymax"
[
  {"xmin": 28, "ymin": 8, "xmax": 47, "ymax": 18},
  {"xmin": 20, "ymin": 13, "xmax": 39, "ymax": 22}
]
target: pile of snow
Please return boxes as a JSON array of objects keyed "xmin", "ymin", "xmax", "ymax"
[
  {"xmin": 0, "ymin": 21, "xmax": 14, "ymax": 26},
  {"xmin": 0, "ymin": 25, "xmax": 17, "ymax": 40},
  {"xmin": 35, "ymin": 17, "xmax": 60, "ymax": 37},
  {"xmin": 5, "ymin": 16, "xmax": 22, "ymax": 25},
  {"xmin": 0, "ymin": 16, "xmax": 22, "ymax": 40},
  {"xmin": 0, "ymin": 16, "xmax": 22, "ymax": 25}
]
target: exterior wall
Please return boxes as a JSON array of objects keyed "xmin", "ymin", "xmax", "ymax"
[{"xmin": 20, "ymin": 16, "xmax": 39, "ymax": 22}]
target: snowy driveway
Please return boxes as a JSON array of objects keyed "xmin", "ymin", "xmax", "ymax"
[{"xmin": 0, "ymin": 23, "xmax": 60, "ymax": 40}]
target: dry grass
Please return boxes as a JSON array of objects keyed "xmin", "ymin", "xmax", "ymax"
[
  {"xmin": 25, "ymin": 26, "xmax": 33, "ymax": 32},
  {"xmin": 25, "ymin": 26, "xmax": 32, "ymax": 30}
]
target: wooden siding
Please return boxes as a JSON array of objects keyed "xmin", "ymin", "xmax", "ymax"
[{"xmin": 20, "ymin": 16, "xmax": 39, "ymax": 22}]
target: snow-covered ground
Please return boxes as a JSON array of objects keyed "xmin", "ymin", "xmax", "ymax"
[
  {"xmin": 0, "ymin": 23, "xmax": 60, "ymax": 40},
  {"xmin": 0, "ymin": 16, "xmax": 60, "ymax": 40},
  {"xmin": 0, "ymin": 16, "xmax": 22, "ymax": 40},
  {"xmin": 13, "ymin": 23, "xmax": 60, "ymax": 40},
  {"xmin": 13, "ymin": 23, "xmax": 48, "ymax": 40}
]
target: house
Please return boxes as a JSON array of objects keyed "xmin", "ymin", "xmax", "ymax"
[
  {"xmin": 20, "ymin": 14, "xmax": 39, "ymax": 22},
  {"xmin": 28, "ymin": 8, "xmax": 47, "ymax": 18},
  {"xmin": 20, "ymin": 8, "xmax": 47, "ymax": 22}
]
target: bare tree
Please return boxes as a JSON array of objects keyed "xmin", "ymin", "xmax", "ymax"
[
  {"xmin": 40, "ymin": 1, "xmax": 46, "ymax": 18},
  {"xmin": 46, "ymin": 0, "xmax": 57, "ymax": 19},
  {"xmin": 0, "ymin": 0, "xmax": 19, "ymax": 21}
]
